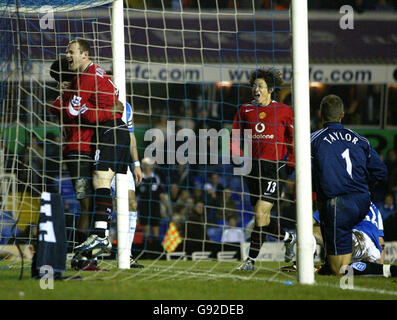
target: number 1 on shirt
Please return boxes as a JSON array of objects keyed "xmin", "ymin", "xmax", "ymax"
[{"xmin": 341, "ymin": 148, "xmax": 353, "ymax": 179}]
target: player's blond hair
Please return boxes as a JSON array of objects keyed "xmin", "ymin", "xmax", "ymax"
[{"xmin": 69, "ymin": 38, "xmax": 91, "ymax": 55}]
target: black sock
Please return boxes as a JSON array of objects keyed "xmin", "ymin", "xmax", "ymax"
[
  {"xmin": 350, "ymin": 261, "xmax": 397, "ymax": 278},
  {"xmin": 76, "ymin": 230, "xmax": 88, "ymax": 245},
  {"xmin": 262, "ymin": 218, "xmax": 287, "ymax": 241},
  {"xmin": 93, "ymin": 188, "xmax": 112, "ymax": 238},
  {"xmin": 248, "ymin": 226, "xmax": 264, "ymax": 260},
  {"xmin": 392, "ymin": 265, "xmax": 397, "ymax": 277}
]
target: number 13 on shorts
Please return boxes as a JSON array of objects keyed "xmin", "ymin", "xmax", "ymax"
[{"xmin": 266, "ymin": 180, "xmax": 277, "ymax": 194}]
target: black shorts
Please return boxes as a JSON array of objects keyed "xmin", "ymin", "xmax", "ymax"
[
  {"xmin": 94, "ymin": 118, "xmax": 131, "ymax": 173},
  {"xmin": 64, "ymin": 152, "xmax": 93, "ymax": 200},
  {"xmin": 244, "ymin": 159, "xmax": 288, "ymax": 207}
]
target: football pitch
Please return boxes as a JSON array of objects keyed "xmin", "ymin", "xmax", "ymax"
[{"xmin": 1, "ymin": 260, "xmax": 397, "ymax": 300}]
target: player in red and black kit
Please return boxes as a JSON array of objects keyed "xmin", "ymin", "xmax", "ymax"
[
  {"xmin": 232, "ymin": 69, "xmax": 296, "ymax": 271},
  {"xmin": 54, "ymin": 38, "xmax": 131, "ymax": 261}
]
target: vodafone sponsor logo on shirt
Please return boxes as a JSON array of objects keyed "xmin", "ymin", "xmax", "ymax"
[{"xmin": 248, "ymin": 122, "xmax": 274, "ymax": 140}]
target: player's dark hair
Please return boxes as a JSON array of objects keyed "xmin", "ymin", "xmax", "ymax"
[
  {"xmin": 50, "ymin": 57, "xmax": 75, "ymax": 82},
  {"xmin": 249, "ymin": 68, "xmax": 283, "ymax": 101},
  {"xmin": 320, "ymin": 94, "xmax": 344, "ymax": 122},
  {"xmin": 69, "ymin": 38, "xmax": 91, "ymax": 55}
]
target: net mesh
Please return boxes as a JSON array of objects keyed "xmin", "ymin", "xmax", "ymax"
[
  {"xmin": 0, "ymin": 0, "xmax": 114, "ymax": 13},
  {"xmin": 0, "ymin": 0, "xmax": 297, "ymax": 283}
]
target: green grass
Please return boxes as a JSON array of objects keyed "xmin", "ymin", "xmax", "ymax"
[{"xmin": 1, "ymin": 260, "xmax": 397, "ymax": 300}]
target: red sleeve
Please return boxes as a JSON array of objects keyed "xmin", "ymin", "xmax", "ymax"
[
  {"xmin": 285, "ymin": 106, "xmax": 295, "ymax": 167},
  {"xmin": 64, "ymin": 73, "xmax": 95, "ymax": 122},
  {"xmin": 77, "ymin": 75, "xmax": 119, "ymax": 124},
  {"xmin": 230, "ymin": 107, "xmax": 244, "ymax": 159},
  {"xmin": 79, "ymin": 97, "xmax": 118, "ymax": 124},
  {"xmin": 49, "ymin": 96, "xmax": 61, "ymax": 116},
  {"xmin": 74, "ymin": 95, "xmax": 112, "ymax": 125},
  {"xmin": 50, "ymin": 90, "xmax": 74, "ymax": 116}
]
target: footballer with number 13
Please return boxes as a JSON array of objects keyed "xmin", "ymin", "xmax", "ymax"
[{"xmin": 232, "ymin": 69, "xmax": 296, "ymax": 271}]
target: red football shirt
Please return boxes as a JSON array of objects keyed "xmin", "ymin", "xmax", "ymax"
[
  {"xmin": 51, "ymin": 62, "xmax": 120, "ymax": 155},
  {"xmin": 231, "ymin": 100, "xmax": 295, "ymax": 166},
  {"xmin": 50, "ymin": 90, "xmax": 94, "ymax": 156},
  {"xmin": 64, "ymin": 63, "xmax": 120, "ymax": 124}
]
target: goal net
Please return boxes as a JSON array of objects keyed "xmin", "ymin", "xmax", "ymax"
[{"xmin": 0, "ymin": 0, "xmax": 301, "ymax": 284}]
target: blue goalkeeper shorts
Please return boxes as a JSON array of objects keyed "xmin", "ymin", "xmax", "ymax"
[{"xmin": 317, "ymin": 192, "xmax": 370, "ymax": 256}]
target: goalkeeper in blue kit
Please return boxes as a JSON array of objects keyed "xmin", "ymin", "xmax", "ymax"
[
  {"xmin": 312, "ymin": 202, "xmax": 385, "ymax": 264},
  {"xmin": 311, "ymin": 95, "xmax": 397, "ymax": 277}
]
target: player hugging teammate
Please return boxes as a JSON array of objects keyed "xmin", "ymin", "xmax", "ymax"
[{"xmin": 49, "ymin": 38, "xmax": 139, "ymax": 270}]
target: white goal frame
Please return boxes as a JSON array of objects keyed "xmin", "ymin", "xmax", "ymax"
[
  {"xmin": 112, "ymin": 0, "xmax": 130, "ymax": 270},
  {"xmin": 291, "ymin": 0, "xmax": 314, "ymax": 284}
]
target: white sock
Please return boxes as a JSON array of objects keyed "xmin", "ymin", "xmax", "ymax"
[
  {"xmin": 383, "ymin": 264, "xmax": 391, "ymax": 278},
  {"xmin": 129, "ymin": 211, "xmax": 137, "ymax": 253},
  {"xmin": 94, "ymin": 221, "xmax": 108, "ymax": 237},
  {"xmin": 283, "ymin": 232, "xmax": 290, "ymax": 241}
]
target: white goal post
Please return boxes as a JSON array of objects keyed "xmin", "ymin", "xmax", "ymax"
[
  {"xmin": 112, "ymin": 0, "xmax": 130, "ymax": 270},
  {"xmin": 291, "ymin": 0, "xmax": 315, "ymax": 285}
]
